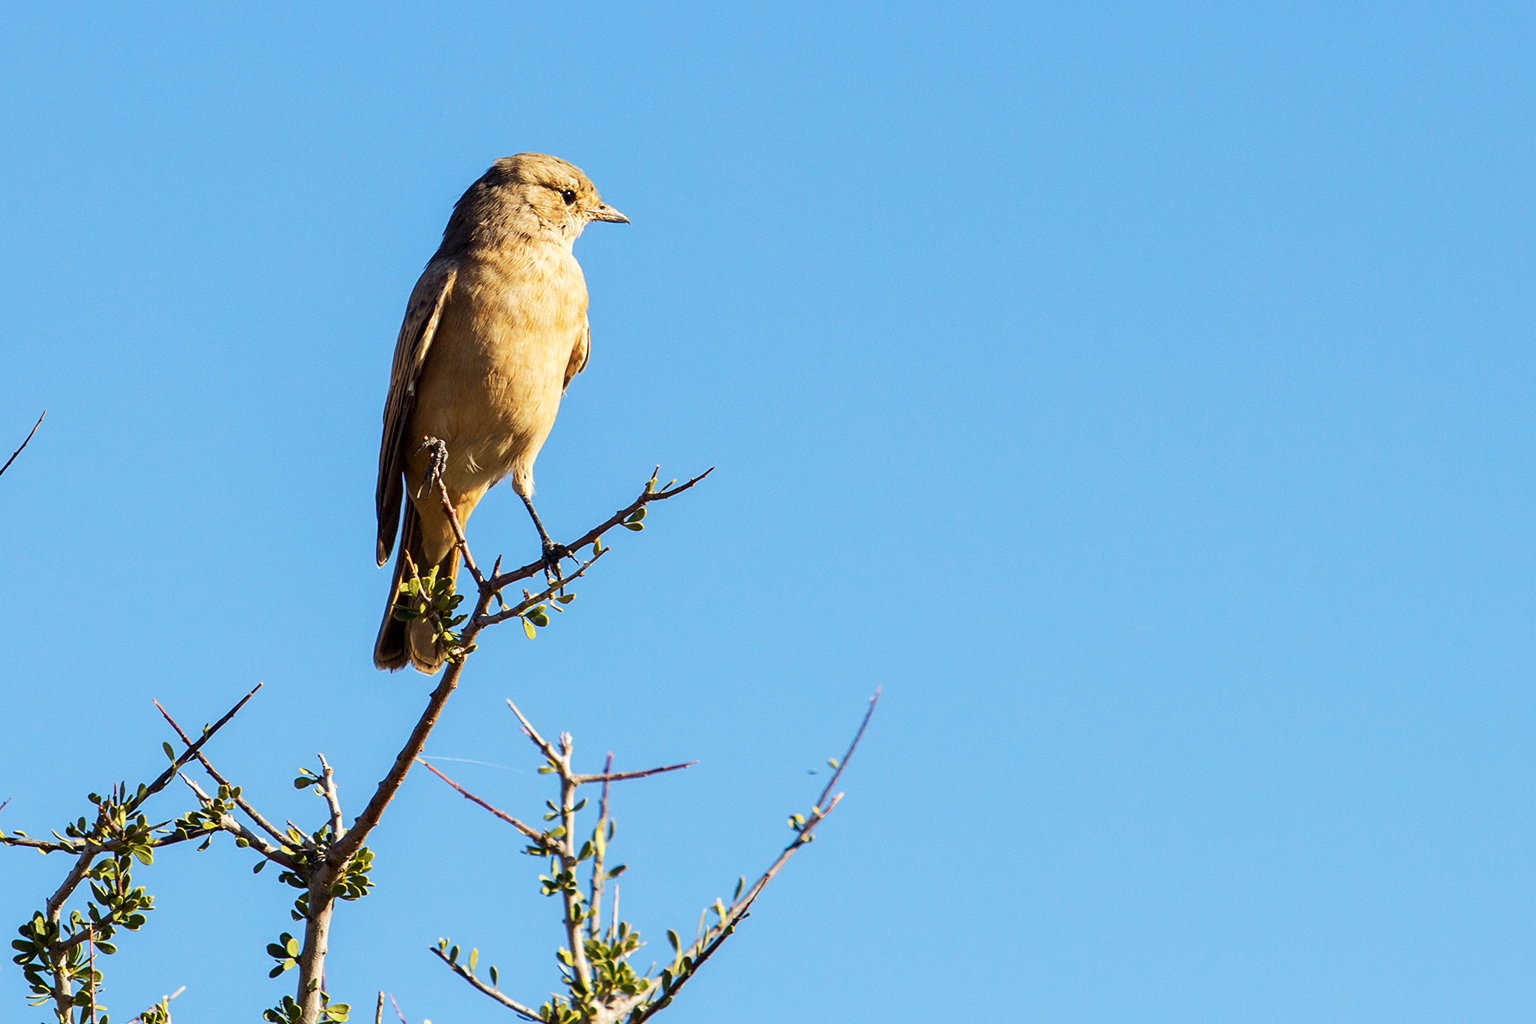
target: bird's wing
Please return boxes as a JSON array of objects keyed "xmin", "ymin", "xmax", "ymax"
[
  {"xmin": 563, "ymin": 319, "xmax": 591, "ymax": 393},
  {"xmin": 376, "ymin": 262, "xmax": 457, "ymax": 565}
]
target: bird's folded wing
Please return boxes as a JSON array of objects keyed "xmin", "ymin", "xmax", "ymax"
[
  {"xmin": 563, "ymin": 318, "xmax": 591, "ymax": 393},
  {"xmin": 376, "ymin": 262, "xmax": 457, "ymax": 566}
]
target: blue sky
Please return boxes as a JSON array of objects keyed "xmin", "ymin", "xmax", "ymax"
[{"xmin": 2, "ymin": 3, "xmax": 1532, "ymax": 1021}]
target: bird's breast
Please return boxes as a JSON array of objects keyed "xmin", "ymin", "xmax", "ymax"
[{"xmin": 410, "ymin": 248, "xmax": 589, "ymax": 489}]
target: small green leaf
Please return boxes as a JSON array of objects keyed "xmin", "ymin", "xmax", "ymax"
[
  {"xmin": 490, "ymin": 964, "xmax": 498, "ymax": 986},
  {"xmin": 523, "ymin": 618, "xmax": 537, "ymax": 640},
  {"xmin": 163, "ymin": 741, "xmax": 176, "ymax": 761}
]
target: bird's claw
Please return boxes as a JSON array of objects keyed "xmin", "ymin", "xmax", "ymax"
[
  {"xmin": 419, "ymin": 437, "xmax": 450, "ymax": 491},
  {"xmin": 541, "ymin": 540, "xmax": 572, "ymax": 580}
]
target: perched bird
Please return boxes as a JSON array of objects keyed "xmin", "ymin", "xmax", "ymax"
[{"xmin": 373, "ymin": 153, "xmax": 628, "ymax": 673}]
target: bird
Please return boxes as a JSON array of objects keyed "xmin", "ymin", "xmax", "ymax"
[{"xmin": 373, "ymin": 153, "xmax": 628, "ymax": 673}]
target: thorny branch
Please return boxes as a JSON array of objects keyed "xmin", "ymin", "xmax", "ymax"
[
  {"xmin": 0, "ymin": 683, "xmax": 265, "ymax": 876},
  {"xmin": 156, "ymin": 697, "xmax": 288, "ymax": 847},
  {"xmin": 427, "ymin": 690, "xmax": 880, "ymax": 1024},
  {"xmin": 328, "ymin": 464, "xmax": 707, "ymax": 874},
  {"xmin": 4, "ymin": 460, "xmax": 710, "ymax": 1024},
  {"xmin": 2, "ymin": 683, "xmax": 267, "ymax": 1023},
  {"xmin": 627, "ymin": 687, "xmax": 880, "ymax": 1023},
  {"xmin": 294, "ymin": 462, "xmax": 707, "ymax": 1024}
]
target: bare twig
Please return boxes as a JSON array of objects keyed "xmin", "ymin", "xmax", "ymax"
[
  {"xmin": 415, "ymin": 760, "xmax": 546, "ymax": 847},
  {"xmin": 587, "ymin": 752, "xmax": 612, "ymax": 941},
  {"xmin": 0, "ymin": 409, "xmax": 44, "ymax": 479},
  {"xmin": 556, "ymin": 732, "xmax": 593, "ymax": 994},
  {"xmin": 432, "ymin": 469, "xmax": 483, "ymax": 587},
  {"xmin": 572, "ymin": 761, "xmax": 697, "ymax": 786},
  {"xmin": 374, "ymin": 991, "xmax": 384, "ymax": 1024},
  {"xmin": 505, "ymin": 699, "xmax": 557, "ymax": 762},
  {"xmin": 428, "ymin": 946, "xmax": 541, "ymax": 1020},
  {"xmin": 316, "ymin": 754, "xmax": 344, "ymax": 841},
  {"xmin": 155, "ymin": 694, "xmax": 288, "ymax": 846},
  {"xmin": 630, "ymin": 689, "xmax": 880, "ymax": 1022},
  {"xmin": 131, "ymin": 682, "xmax": 264, "ymax": 817},
  {"xmin": 815, "ymin": 686, "xmax": 880, "ymax": 812}
]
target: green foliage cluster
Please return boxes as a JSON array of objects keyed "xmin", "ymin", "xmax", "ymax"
[
  {"xmin": 7, "ymin": 774, "xmax": 222, "ymax": 1022},
  {"xmin": 393, "ymin": 561, "xmax": 473, "ymax": 657},
  {"xmin": 3, "ymin": 737, "xmax": 378, "ymax": 1023},
  {"xmin": 267, "ymin": 826, "xmax": 375, "ymax": 925},
  {"xmin": 262, "ymin": 992, "xmax": 350, "ymax": 1023}
]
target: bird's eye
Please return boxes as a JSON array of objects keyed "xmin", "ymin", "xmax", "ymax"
[{"xmin": 559, "ymin": 189, "xmax": 576, "ymax": 205}]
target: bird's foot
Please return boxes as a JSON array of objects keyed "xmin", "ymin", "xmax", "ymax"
[
  {"xmin": 419, "ymin": 436, "xmax": 450, "ymax": 492},
  {"xmin": 541, "ymin": 539, "xmax": 572, "ymax": 580}
]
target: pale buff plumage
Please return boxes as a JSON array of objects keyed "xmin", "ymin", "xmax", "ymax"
[{"xmin": 374, "ymin": 153, "xmax": 627, "ymax": 673}]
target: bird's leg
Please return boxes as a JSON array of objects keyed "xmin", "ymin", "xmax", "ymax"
[{"xmin": 519, "ymin": 492, "xmax": 571, "ymax": 579}]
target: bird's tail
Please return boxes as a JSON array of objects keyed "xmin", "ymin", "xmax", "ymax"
[{"xmin": 374, "ymin": 500, "xmax": 460, "ymax": 674}]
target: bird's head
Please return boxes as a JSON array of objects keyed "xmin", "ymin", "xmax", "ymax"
[{"xmin": 447, "ymin": 153, "xmax": 628, "ymax": 252}]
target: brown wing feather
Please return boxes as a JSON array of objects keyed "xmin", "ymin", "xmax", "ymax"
[
  {"xmin": 376, "ymin": 262, "xmax": 457, "ymax": 565},
  {"xmin": 563, "ymin": 319, "xmax": 590, "ymax": 393}
]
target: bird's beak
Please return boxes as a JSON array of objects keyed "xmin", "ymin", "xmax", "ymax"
[{"xmin": 591, "ymin": 203, "xmax": 630, "ymax": 224}]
